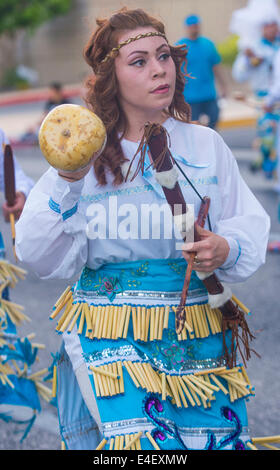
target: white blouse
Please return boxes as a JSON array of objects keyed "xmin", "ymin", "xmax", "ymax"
[{"xmin": 15, "ymin": 118, "xmax": 270, "ymax": 284}]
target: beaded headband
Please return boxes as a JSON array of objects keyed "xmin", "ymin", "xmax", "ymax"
[{"xmin": 101, "ymin": 31, "xmax": 168, "ymax": 63}]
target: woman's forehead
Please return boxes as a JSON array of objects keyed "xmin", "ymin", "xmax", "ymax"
[{"xmin": 117, "ymin": 27, "xmax": 169, "ymax": 56}]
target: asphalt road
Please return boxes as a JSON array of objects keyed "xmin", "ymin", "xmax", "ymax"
[{"xmin": 0, "ymin": 109, "xmax": 279, "ymax": 450}]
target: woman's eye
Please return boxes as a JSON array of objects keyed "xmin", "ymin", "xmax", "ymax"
[
  {"xmin": 159, "ymin": 53, "xmax": 170, "ymax": 61},
  {"xmin": 130, "ymin": 58, "xmax": 145, "ymax": 67}
]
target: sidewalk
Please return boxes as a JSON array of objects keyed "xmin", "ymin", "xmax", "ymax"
[
  {"xmin": 0, "ymin": 84, "xmax": 259, "ymax": 132},
  {"xmin": 218, "ymin": 98, "xmax": 258, "ymax": 129}
]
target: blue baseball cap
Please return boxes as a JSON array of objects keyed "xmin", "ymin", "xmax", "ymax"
[{"xmin": 184, "ymin": 14, "xmax": 201, "ymax": 26}]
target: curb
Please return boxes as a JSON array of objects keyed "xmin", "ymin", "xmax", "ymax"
[
  {"xmin": 0, "ymin": 84, "xmax": 83, "ymax": 107},
  {"xmin": 218, "ymin": 117, "xmax": 257, "ymax": 129}
]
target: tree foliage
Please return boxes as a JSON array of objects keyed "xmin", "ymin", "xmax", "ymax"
[{"xmin": 0, "ymin": 0, "xmax": 73, "ymax": 35}]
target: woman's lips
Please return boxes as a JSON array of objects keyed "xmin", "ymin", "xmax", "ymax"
[{"xmin": 151, "ymin": 84, "xmax": 170, "ymax": 94}]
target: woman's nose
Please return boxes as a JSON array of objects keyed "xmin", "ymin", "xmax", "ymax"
[{"xmin": 151, "ymin": 59, "xmax": 166, "ymax": 78}]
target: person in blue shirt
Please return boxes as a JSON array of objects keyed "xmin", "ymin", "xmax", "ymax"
[{"xmin": 176, "ymin": 14, "xmax": 227, "ymax": 129}]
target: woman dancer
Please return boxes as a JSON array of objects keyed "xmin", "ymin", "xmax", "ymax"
[{"xmin": 15, "ymin": 8, "xmax": 274, "ymax": 450}]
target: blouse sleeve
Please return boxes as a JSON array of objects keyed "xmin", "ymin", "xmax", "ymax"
[
  {"xmin": 213, "ymin": 132, "xmax": 270, "ymax": 283},
  {"xmin": 15, "ymin": 166, "xmax": 88, "ymax": 280}
]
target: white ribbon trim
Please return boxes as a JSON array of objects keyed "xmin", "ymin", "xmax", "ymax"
[{"xmin": 208, "ymin": 284, "xmax": 232, "ymax": 309}]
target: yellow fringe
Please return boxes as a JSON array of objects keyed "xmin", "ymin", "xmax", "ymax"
[
  {"xmin": 89, "ymin": 362, "xmax": 124, "ymax": 397},
  {"xmin": 96, "ymin": 432, "xmax": 143, "ymax": 450},
  {"xmin": 0, "ymin": 298, "xmax": 31, "ymax": 326},
  {"xmin": 0, "ymin": 260, "xmax": 27, "ymax": 289},
  {"xmin": 90, "ymin": 360, "xmax": 253, "ymax": 409},
  {"xmin": 95, "ymin": 438, "xmax": 108, "ymax": 450},
  {"xmin": 145, "ymin": 431, "xmax": 161, "ymax": 450},
  {"xmin": 172, "ymin": 304, "xmax": 224, "ymax": 341},
  {"xmin": 51, "ymin": 291, "xmax": 239, "ymax": 342},
  {"xmin": 52, "ymin": 365, "xmax": 57, "ymax": 398},
  {"xmin": 250, "ymin": 435, "xmax": 280, "ymax": 450},
  {"xmin": 99, "ymin": 430, "xmax": 279, "ymax": 451},
  {"xmin": 21, "ymin": 365, "xmax": 53, "ymax": 404}
]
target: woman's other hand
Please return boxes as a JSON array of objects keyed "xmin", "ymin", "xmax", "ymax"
[
  {"xmin": 182, "ymin": 224, "xmax": 230, "ymax": 272},
  {"xmin": 2, "ymin": 191, "xmax": 26, "ymax": 222}
]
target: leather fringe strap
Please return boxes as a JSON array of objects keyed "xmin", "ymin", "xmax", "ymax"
[
  {"xmin": 221, "ymin": 305, "xmax": 259, "ymax": 370},
  {"xmin": 201, "ymin": 274, "xmax": 257, "ymax": 369}
]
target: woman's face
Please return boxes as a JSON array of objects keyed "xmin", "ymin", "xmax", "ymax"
[{"xmin": 114, "ymin": 27, "xmax": 176, "ymax": 120}]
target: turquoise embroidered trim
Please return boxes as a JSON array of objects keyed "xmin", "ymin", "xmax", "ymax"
[
  {"xmin": 219, "ymin": 240, "xmax": 241, "ymax": 271},
  {"xmin": 75, "ymin": 258, "xmax": 207, "ymax": 302},
  {"xmin": 48, "ymin": 197, "xmax": 60, "ymax": 214},
  {"xmin": 62, "ymin": 204, "xmax": 78, "ymax": 221},
  {"xmin": 48, "ymin": 197, "xmax": 78, "ymax": 221},
  {"xmin": 79, "ymin": 177, "xmax": 218, "ymax": 204},
  {"xmin": 234, "ymin": 240, "xmax": 242, "ymax": 266}
]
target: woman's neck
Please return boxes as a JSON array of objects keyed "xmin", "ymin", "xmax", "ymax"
[{"xmin": 122, "ymin": 107, "xmax": 168, "ymax": 142}]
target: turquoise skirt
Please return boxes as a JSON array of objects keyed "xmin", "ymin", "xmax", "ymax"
[{"xmin": 53, "ymin": 258, "xmax": 253, "ymax": 450}]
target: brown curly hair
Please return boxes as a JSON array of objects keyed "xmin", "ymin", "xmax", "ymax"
[{"xmin": 83, "ymin": 7, "xmax": 191, "ymax": 186}]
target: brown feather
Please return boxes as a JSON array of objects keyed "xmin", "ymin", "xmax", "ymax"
[{"xmin": 4, "ymin": 144, "xmax": 16, "ymax": 206}]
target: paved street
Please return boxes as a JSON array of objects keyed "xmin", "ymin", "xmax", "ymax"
[{"xmin": 0, "ymin": 102, "xmax": 280, "ymax": 450}]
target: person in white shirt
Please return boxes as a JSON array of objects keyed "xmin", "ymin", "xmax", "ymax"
[
  {"xmin": 263, "ymin": 47, "xmax": 280, "ymax": 191},
  {"xmin": 230, "ymin": 2, "xmax": 280, "ymax": 176},
  {"xmin": 230, "ymin": 0, "xmax": 280, "ymax": 96},
  {"xmin": 15, "ymin": 8, "xmax": 272, "ymax": 451},
  {"xmin": 0, "ymin": 128, "xmax": 34, "ymax": 221},
  {"xmin": 232, "ymin": 21, "xmax": 280, "ymax": 97}
]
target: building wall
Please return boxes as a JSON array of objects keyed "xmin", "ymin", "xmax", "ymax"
[{"xmin": 17, "ymin": 0, "xmax": 250, "ymax": 87}]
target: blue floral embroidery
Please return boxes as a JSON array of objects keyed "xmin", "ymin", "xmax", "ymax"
[
  {"xmin": 151, "ymin": 329, "xmax": 201, "ymax": 371},
  {"xmin": 120, "ymin": 261, "xmax": 149, "ymax": 289},
  {"xmin": 79, "ymin": 267, "xmax": 123, "ymax": 301},
  {"xmin": 78, "ymin": 262, "xmax": 151, "ymax": 299},
  {"xmin": 95, "ymin": 276, "xmax": 123, "ymax": 301},
  {"xmin": 129, "ymin": 261, "xmax": 149, "ymax": 278}
]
